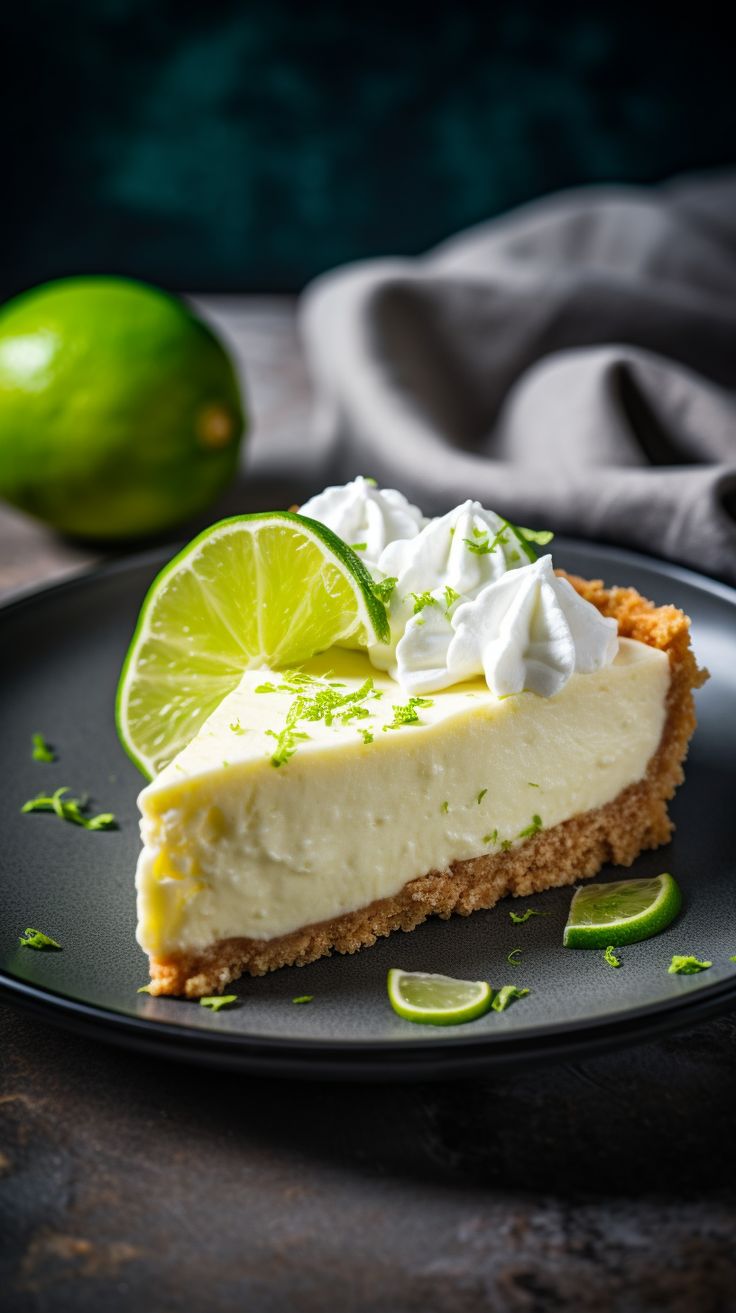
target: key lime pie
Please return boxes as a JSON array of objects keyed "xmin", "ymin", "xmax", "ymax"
[{"xmin": 118, "ymin": 477, "xmax": 706, "ymax": 996}]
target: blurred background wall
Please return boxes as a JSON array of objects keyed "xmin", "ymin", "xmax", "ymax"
[{"xmin": 4, "ymin": 0, "xmax": 735, "ymax": 298}]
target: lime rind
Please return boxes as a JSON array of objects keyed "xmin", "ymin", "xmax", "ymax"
[
  {"xmin": 563, "ymin": 873, "xmax": 682, "ymax": 949},
  {"xmin": 116, "ymin": 511, "xmax": 390, "ymax": 779},
  {"xmin": 387, "ymin": 968, "xmax": 493, "ymax": 1026}
]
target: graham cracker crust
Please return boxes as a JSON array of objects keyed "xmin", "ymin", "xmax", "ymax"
[{"xmin": 147, "ymin": 574, "xmax": 707, "ymax": 997}]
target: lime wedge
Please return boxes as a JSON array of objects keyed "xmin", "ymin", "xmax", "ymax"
[
  {"xmin": 563, "ymin": 873, "xmax": 682, "ymax": 948},
  {"xmin": 116, "ymin": 511, "xmax": 390, "ymax": 778},
  {"xmin": 387, "ymin": 968, "xmax": 492, "ymax": 1026}
]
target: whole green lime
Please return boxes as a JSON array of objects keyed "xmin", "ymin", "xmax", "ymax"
[{"xmin": 0, "ymin": 277, "xmax": 246, "ymax": 539}]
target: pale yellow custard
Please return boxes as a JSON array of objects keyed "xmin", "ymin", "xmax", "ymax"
[{"xmin": 136, "ymin": 638, "xmax": 668, "ymax": 957}]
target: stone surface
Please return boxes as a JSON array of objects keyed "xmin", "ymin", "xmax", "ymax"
[{"xmin": 1, "ymin": 299, "xmax": 735, "ymax": 1313}]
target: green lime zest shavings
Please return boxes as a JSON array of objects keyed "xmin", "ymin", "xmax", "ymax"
[
  {"xmin": 137, "ymin": 984, "xmax": 152, "ymax": 994},
  {"xmin": 517, "ymin": 525, "xmax": 554, "ymax": 547},
  {"xmin": 509, "ymin": 907, "xmax": 548, "ymax": 925},
  {"xmin": 463, "ymin": 536, "xmax": 494, "ymax": 555},
  {"xmin": 603, "ymin": 945, "xmax": 622, "ymax": 968},
  {"xmin": 31, "ymin": 733, "xmax": 55, "ymax": 762},
  {"xmin": 200, "ymin": 995, "xmax": 238, "ymax": 1011},
  {"xmin": 350, "ymin": 542, "xmax": 367, "ymax": 551},
  {"xmin": 500, "ymin": 838, "xmax": 513, "ymax": 851},
  {"xmin": 359, "ymin": 729, "xmax": 374, "ymax": 744},
  {"xmin": 440, "ymin": 800, "xmax": 449, "ymax": 814},
  {"xmin": 507, "ymin": 948, "xmax": 522, "ymax": 967},
  {"xmin": 528, "ymin": 781, "xmax": 540, "ymax": 788},
  {"xmin": 463, "ymin": 521, "xmax": 513, "ymax": 557},
  {"xmin": 518, "ymin": 814, "xmax": 543, "ymax": 839},
  {"xmin": 410, "ymin": 590, "xmax": 439, "ymax": 615},
  {"xmin": 668, "ymin": 955, "xmax": 712, "ymax": 975},
  {"xmin": 21, "ymin": 787, "xmax": 116, "ymax": 831},
  {"xmin": 730, "ymin": 956, "xmax": 736, "ymax": 964},
  {"xmin": 265, "ymin": 672, "xmax": 377, "ymax": 766},
  {"xmin": 384, "ymin": 696, "xmax": 433, "ymax": 731},
  {"xmin": 477, "ymin": 788, "xmax": 487, "ymax": 804},
  {"xmin": 266, "ymin": 723, "xmax": 310, "ymax": 767},
  {"xmin": 19, "ymin": 928, "xmax": 61, "ymax": 950},
  {"xmin": 292, "ymin": 995, "xmax": 313, "ymax": 1004},
  {"xmin": 483, "ymin": 829, "xmax": 498, "ymax": 846},
  {"xmin": 444, "ymin": 585, "xmax": 460, "ymax": 612},
  {"xmin": 491, "ymin": 985, "xmax": 530, "ymax": 1012},
  {"xmin": 371, "ymin": 576, "xmax": 397, "ymax": 605},
  {"xmin": 229, "ymin": 720, "xmax": 246, "ymax": 735}
]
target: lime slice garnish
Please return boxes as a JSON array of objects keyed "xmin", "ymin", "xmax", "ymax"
[
  {"xmin": 563, "ymin": 872, "xmax": 682, "ymax": 948},
  {"xmin": 387, "ymin": 968, "xmax": 492, "ymax": 1026},
  {"xmin": 116, "ymin": 511, "xmax": 390, "ymax": 778}
]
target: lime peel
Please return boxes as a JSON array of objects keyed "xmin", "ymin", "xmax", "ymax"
[
  {"xmin": 116, "ymin": 511, "xmax": 390, "ymax": 778},
  {"xmin": 563, "ymin": 873, "xmax": 682, "ymax": 949},
  {"xmin": 387, "ymin": 969, "xmax": 492, "ymax": 1026}
]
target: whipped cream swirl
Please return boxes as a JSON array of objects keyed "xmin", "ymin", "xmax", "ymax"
[
  {"xmin": 393, "ymin": 554, "xmax": 618, "ymax": 696},
  {"xmin": 303, "ymin": 481, "xmax": 619, "ymax": 699},
  {"xmin": 300, "ymin": 476, "xmax": 426, "ymax": 571}
]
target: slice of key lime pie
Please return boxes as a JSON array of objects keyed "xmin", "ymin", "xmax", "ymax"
[{"xmin": 118, "ymin": 478, "xmax": 706, "ymax": 996}]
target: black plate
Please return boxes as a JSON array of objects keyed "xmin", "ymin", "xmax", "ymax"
[{"xmin": 0, "ymin": 540, "xmax": 734, "ymax": 1079}]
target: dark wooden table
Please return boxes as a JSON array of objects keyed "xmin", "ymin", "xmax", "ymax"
[{"xmin": 2, "ymin": 300, "xmax": 735, "ymax": 1313}]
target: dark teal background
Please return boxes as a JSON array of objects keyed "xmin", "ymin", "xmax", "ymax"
[{"xmin": 4, "ymin": 0, "xmax": 734, "ymax": 295}]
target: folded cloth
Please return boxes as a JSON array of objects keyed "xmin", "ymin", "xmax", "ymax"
[{"xmin": 300, "ymin": 172, "xmax": 736, "ymax": 585}]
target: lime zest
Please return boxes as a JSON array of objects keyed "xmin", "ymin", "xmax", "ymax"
[
  {"xmin": 518, "ymin": 814, "xmax": 543, "ymax": 838},
  {"xmin": 372, "ymin": 576, "xmax": 398, "ymax": 605},
  {"xmin": 516, "ymin": 525, "xmax": 554, "ymax": 548},
  {"xmin": 266, "ymin": 676, "xmax": 378, "ymax": 767},
  {"xmin": 410, "ymin": 590, "xmax": 438, "ymax": 615},
  {"xmin": 463, "ymin": 536, "xmax": 493, "ymax": 556},
  {"xmin": 603, "ymin": 945, "xmax": 621, "ymax": 968},
  {"xmin": 19, "ymin": 928, "xmax": 61, "ymax": 950},
  {"xmin": 359, "ymin": 729, "xmax": 374, "ymax": 744},
  {"xmin": 476, "ymin": 788, "xmax": 487, "ymax": 805},
  {"xmin": 383, "ymin": 697, "xmax": 433, "ymax": 731},
  {"xmin": 137, "ymin": 984, "xmax": 153, "ymax": 994},
  {"xmin": 507, "ymin": 948, "xmax": 522, "ymax": 967},
  {"xmin": 483, "ymin": 829, "xmax": 498, "ymax": 846},
  {"xmin": 21, "ymin": 787, "xmax": 116, "ymax": 831},
  {"xmin": 668, "ymin": 955, "xmax": 712, "ymax": 975},
  {"xmin": 491, "ymin": 985, "xmax": 530, "ymax": 1012},
  {"xmin": 266, "ymin": 722, "xmax": 310, "ymax": 768},
  {"xmin": 31, "ymin": 732, "xmax": 55, "ymax": 762},
  {"xmin": 200, "ymin": 995, "xmax": 238, "ymax": 1011},
  {"xmin": 292, "ymin": 995, "xmax": 313, "ymax": 1004},
  {"xmin": 509, "ymin": 907, "xmax": 547, "ymax": 925}
]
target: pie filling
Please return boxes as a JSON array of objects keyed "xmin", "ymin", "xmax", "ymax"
[{"xmin": 136, "ymin": 637, "xmax": 668, "ymax": 959}]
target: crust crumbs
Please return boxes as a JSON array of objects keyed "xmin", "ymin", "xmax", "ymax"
[{"xmin": 147, "ymin": 573, "xmax": 708, "ymax": 997}]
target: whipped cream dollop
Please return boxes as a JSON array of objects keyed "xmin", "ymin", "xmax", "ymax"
[
  {"xmin": 394, "ymin": 554, "xmax": 619, "ymax": 696},
  {"xmin": 369, "ymin": 500, "xmax": 530, "ymax": 671},
  {"xmin": 300, "ymin": 476, "xmax": 426, "ymax": 571},
  {"xmin": 302, "ymin": 481, "xmax": 619, "ymax": 699}
]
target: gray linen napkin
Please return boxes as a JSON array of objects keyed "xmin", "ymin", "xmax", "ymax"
[{"xmin": 300, "ymin": 172, "xmax": 736, "ymax": 585}]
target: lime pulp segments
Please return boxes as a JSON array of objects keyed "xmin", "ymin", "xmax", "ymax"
[
  {"xmin": 387, "ymin": 969, "xmax": 493, "ymax": 1025},
  {"xmin": 116, "ymin": 512, "xmax": 390, "ymax": 778},
  {"xmin": 563, "ymin": 873, "xmax": 682, "ymax": 948}
]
